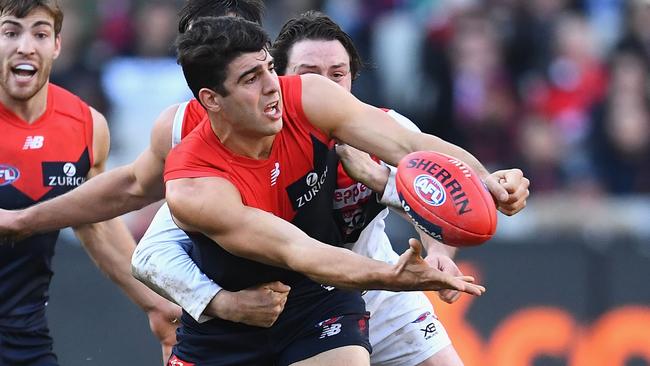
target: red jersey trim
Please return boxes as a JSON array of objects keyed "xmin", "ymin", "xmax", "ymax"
[{"xmin": 282, "ymin": 75, "xmax": 330, "ymax": 145}]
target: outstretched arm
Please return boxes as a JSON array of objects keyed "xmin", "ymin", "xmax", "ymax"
[
  {"xmin": 132, "ymin": 203, "xmax": 290, "ymax": 327},
  {"xmin": 301, "ymin": 75, "xmax": 529, "ymax": 216},
  {"xmin": 0, "ymin": 105, "xmax": 180, "ymax": 240},
  {"xmin": 166, "ymin": 176, "xmax": 485, "ymax": 295}
]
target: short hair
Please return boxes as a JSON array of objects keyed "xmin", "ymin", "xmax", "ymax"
[
  {"xmin": 176, "ymin": 16, "xmax": 270, "ymax": 98},
  {"xmin": 0, "ymin": 0, "xmax": 63, "ymax": 35},
  {"xmin": 178, "ymin": 0, "xmax": 265, "ymax": 33},
  {"xmin": 272, "ymin": 10, "xmax": 362, "ymax": 79}
]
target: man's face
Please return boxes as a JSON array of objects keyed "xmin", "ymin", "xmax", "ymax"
[
  {"xmin": 0, "ymin": 7, "xmax": 60, "ymax": 103},
  {"xmin": 286, "ymin": 39, "xmax": 352, "ymax": 92},
  {"xmin": 217, "ymin": 49, "xmax": 283, "ymax": 138}
]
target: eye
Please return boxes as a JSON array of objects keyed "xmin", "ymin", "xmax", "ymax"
[
  {"xmin": 245, "ymin": 75, "xmax": 258, "ymax": 84},
  {"xmin": 268, "ymin": 64, "xmax": 276, "ymax": 74},
  {"xmin": 3, "ymin": 30, "xmax": 17, "ymax": 38},
  {"xmin": 35, "ymin": 32, "xmax": 49, "ymax": 39}
]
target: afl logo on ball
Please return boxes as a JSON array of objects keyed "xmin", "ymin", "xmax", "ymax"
[{"xmin": 413, "ymin": 174, "xmax": 446, "ymax": 206}]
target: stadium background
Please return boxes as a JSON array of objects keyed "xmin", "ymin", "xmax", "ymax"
[{"xmin": 45, "ymin": 0, "xmax": 650, "ymax": 365}]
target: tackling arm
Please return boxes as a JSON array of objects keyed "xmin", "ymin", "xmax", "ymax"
[
  {"xmin": 132, "ymin": 203, "xmax": 291, "ymax": 327},
  {"xmin": 1, "ymin": 106, "xmax": 180, "ymax": 239}
]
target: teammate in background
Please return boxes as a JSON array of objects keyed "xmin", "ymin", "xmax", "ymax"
[
  {"xmin": 134, "ymin": 11, "xmax": 502, "ymax": 365},
  {"xmin": 161, "ymin": 16, "xmax": 525, "ymax": 365},
  {"xmin": 0, "ymin": 0, "xmax": 302, "ymax": 331},
  {"xmin": 0, "ymin": 1, "xmax": 180, "ymax": 364}
]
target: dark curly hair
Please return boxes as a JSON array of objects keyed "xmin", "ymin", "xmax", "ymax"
[
  {"xmin": 178, "ymin": 0, "xmax": 264, "ymax": 33},
  {"xmin": 176, "ymin": 16, "xmax": 270, "ymax": 98},
  {"xmin": 272, "ymin": 10, "xmax": 363, "ymax": 79}
]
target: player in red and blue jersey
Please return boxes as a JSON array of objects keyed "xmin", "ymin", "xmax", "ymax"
[
  {"xmin": 0, "ymin": 1, "xmax": 178, "ymax": 364},
  {"xmin": 159, "ymin": 16, "xmax": 510, "ymax": 365}
]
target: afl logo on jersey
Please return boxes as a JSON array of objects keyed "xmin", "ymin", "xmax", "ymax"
[
  {"xmin": 414, "ymin": 174, "xmax": 446, "ymax": 206},
  {"xmin": 0, "ymin": 165, "xmax": 20, "ymax": 186}
]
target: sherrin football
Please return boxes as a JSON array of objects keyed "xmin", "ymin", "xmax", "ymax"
[{"xmin": 396, "ymin": 151, "xmax": 497, "ymax": 247}]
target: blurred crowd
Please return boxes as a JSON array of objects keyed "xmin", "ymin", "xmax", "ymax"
[{"xmin": 52, "ymin": 0, "xmax": 650, "ymax": 198}]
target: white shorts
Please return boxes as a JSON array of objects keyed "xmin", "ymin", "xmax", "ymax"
[{"xmin": 365, "ymin": 290, "xmax": 451, "ymax": 366}]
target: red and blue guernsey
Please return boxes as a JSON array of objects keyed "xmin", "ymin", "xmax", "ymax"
[
  {"xmin": 164, "ymin": 76, "xmax": 369, "ymax": 364},
  {"xmin": 0, "ymin": 84, "xmax": 93, "ymax": 321}
]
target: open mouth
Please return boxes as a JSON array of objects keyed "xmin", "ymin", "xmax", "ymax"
[
  {"xmin": 264, "ymin": 100, "xmax": 281, "ymax": 119},
  {"xmin": 11, "ymin": 64, "xmax": 37, "ymax": 80}
]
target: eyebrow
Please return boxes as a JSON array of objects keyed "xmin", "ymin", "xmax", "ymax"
[
  {"xmin": 236, "ymin": 60, "xmax": 273, "ymax": 83},
  {"xmin": 237, "ymin": 64, "xmax": 263, "ymax": 83},
  {"xmin": 1, "ymin": 19, "xmax": 53, "ymax": 29},
  {"xmin": 296, "ymin": 62, "xmax": 348, "ymax": 70}
]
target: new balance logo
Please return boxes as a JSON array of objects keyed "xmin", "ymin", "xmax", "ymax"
[
  {"xmin": 270, "ymin": 162, "xmax": 280, "ymax": 186},
  {"xmin": 23, "ymin": 136, "xmax": 44, "ymax": 150},
  {"xmin": 319, "ymin": 323, "xmax": 342, "ymax": 339}
]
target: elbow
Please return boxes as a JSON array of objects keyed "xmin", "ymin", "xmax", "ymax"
[{"xmin": 130, "ymin": 245, "xmax": 147, "ymax": 282}]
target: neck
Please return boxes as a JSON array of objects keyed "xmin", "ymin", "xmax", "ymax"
[
  {"xmin": 209, "ymin": 113, "xmax": 275, "ymax": 160},
  {"xmin": 0, "ymin": 83, "xmax": 49, "ymax": 124}
]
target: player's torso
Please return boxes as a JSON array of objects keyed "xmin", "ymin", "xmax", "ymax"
[
  {"xmin": 0, "ymin": 84, "xmax": 93, "ymax": 318},
  {"xmin": 171, "ymin": 77, "xmax": 342, "ymax": 293}
]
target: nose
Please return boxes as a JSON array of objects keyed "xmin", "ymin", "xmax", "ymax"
[
  {"xmin": 16, "ymin": 34, "xmax": 36, "ymax": 56},
  {"xmin": 262, "ymin": 68, "xmax": 280, "ymax": 95}
]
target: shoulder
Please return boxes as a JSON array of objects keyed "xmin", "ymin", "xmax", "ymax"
[
  {"xmin": 150, "ymin": 103, "xmax": 183, "ymax": 160},
  {"xmin": 48, "ymin": 83, "xmax": 90, "ymax": 120},
  {"xmin": 89, "ymin": 107, "xmax": 110, "ymax": 170}
]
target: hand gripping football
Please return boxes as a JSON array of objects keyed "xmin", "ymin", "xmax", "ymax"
[{"xmin": 396, "ymin": 151, "xmax": 497, "ymax": 247}]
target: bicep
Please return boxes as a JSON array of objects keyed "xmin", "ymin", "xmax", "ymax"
[
  {"xmin": 128, "ymin": 104, "xmax": 179, "ymax": 199},
  {"xmin": 166, "ymin": 177, "xmax": 306, "ymax": 268},
  {"xmin": 300, "ymin": 75, "xmax": 419, "ymax": 167}
]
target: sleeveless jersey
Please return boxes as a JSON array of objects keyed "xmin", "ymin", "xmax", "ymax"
[
  {"xmin": 165, "ymin": 75, "xmax": 342, "ymax": 293},
  {"xmin": 173, "ymin": 99, "xmax": 388, "ymax": 246},
  {"xmin": 0, "ymin": 84, "xmax": 94, "ymax": 319}
]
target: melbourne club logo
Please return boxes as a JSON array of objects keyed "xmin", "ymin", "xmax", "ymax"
[
  {"xmin": 0, "ymin": 164, "xmax": 20, "ymax": 186},
  {"xmin": 413, "ymin": 174, "xmax": 446, "ymax": 206}
]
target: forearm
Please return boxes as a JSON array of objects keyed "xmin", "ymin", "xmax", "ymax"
[
  {"xmin": 75, "ymin": 218, "xmax": 167, "ymax": 313},
  {"xmin": 212, "ymin": 211, "xmax": 397, "ymax": 291},
  {"xmin": 132, "ymin": 204, "xmax": 220, "ymax": 322},
  {"xmin": 132, "ymin": 242, "xmax": 220, "ymax": 322},
  {"xmin": 418, "ymin": 226, "xmax": 457, "ymax": 258},
  {"xmin": 18, "ymin": 165, "xmax": 160, "ymax": 235},
  {"xmin": 414, "ymin": 134, "xmax": 491, "ymax": 179}
]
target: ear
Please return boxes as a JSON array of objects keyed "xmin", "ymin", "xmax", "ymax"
[
  {"xmin": 53, "ymin": 34, "xmax": 61, "ymax": 60},
  {"xmin": 198, "ymin": 87, "xmax": 222, "ymax": 113}
]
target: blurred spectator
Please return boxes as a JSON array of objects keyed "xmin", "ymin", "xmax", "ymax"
[
  {"xmin": 100, "ymin": 0, "xmax": 191, "ymax": 169},
  {"xmin": 447, "ymin": 9, "xmax": 518, "ymax": 168},
  {"xmin": 51, "ymin": 3, "xmax": 109, "ymax": 114},
  {"xmin": 589, "ymin": 49, "xmax": 650, "ymax": 193}
]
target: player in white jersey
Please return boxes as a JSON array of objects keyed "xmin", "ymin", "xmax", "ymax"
[{"xmin": 133, "ymin": 12, "xmax": 464, "ymax": 366}]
